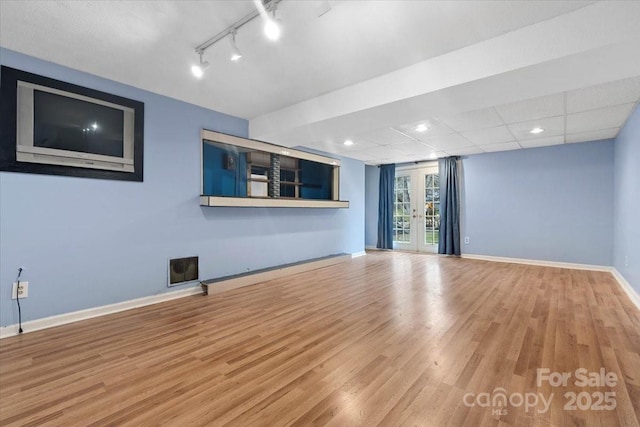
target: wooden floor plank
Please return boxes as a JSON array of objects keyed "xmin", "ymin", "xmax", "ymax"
[{"xmin": 1, "ymin": 251, "xmax": 639, "ymax": 426}]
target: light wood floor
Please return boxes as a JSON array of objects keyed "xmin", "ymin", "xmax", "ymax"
[{"xmin": 1, "ymin": 251, "xmax": 639, "ymax": 426}]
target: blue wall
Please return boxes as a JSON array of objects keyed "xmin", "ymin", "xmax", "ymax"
[
  {"xmin": 613, "ymin": 105, "xmax": 640, "ymax": 293},
  {"xmin": 362, "ymin": 141, "xmax": 616, "ymax": 264},
  {"xmin": 365, "ymin": 165, "xmax": 379, "ymax": 247},
  {"xmin": 461, "ymin": 140, "xmax": 614, "ymax": 265},
  {"xmin": 0, "ymin": 49, "xmax": 365, "ymax": 327}
]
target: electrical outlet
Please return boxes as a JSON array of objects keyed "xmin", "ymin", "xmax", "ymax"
[
  {"xmin": 625, "ymin": 255, "xmax": 629, "ymax": 267},
  {"xmin": 464, "ymin": 236, "xmax": 470, "ymax": 244},
  {"xmin": 12, "ymin": 282, "xmax": 29, "ymax": 299}
]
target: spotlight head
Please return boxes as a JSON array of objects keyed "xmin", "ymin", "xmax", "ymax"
[
  {"xmin": 264, "ymin": 19, "xmax": 281, "ymax": 41},
  {"xmin": 191, "ymin": 53, "xmax": 209, "ymax": 78},
  {"xmin": 229, "ymin": 30, "xmax": 243, "ymax": 62}
]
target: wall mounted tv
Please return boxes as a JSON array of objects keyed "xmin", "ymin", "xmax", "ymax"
[{"xmin": 0, "ymin": 66, "xmax": 144, "ymax": 181}]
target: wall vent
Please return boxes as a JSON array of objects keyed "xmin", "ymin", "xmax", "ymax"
[{"xmin": 169, "ymin": 256, "xmax": 199, "ymax": 286}]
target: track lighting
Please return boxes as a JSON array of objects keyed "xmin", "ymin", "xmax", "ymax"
[
  {"xmin": 191, "ymin": 53, "xmax": 209, "ymax": 78},
  {"xmin": 229, "ymin": 30, "xmax": 242, "ymax": 62},
  {"xmin": 190, "ymin": 0, "xmax": 283, "ymax": 78}
]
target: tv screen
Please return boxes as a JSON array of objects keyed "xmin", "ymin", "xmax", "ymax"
[
  {"xmin": 0, "ymin": 65, "xmax": 144, "ymax": 181},
  {"xmin": 33, "ymin": 90, "xmax": 125, "ymax": 158}
]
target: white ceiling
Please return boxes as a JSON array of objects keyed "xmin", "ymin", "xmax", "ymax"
[{"xmin": 1, "ymin": 1, "xmax": 639, "ymax": 164}]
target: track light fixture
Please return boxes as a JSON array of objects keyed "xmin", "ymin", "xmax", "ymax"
[
  {"xmin": 191, "ymin": 53, "xmax": 209, "ymax": 78},
  {"xmin": 263, "ymin": 8, "xmax": 281, "ymax": 41},
  {"xmin": 229, "ymin": 30, "xmax": 242, "ymax": 61},
  {"xmin": 191, "ymin": 0, "xmax": 282, "ymax": 77}
]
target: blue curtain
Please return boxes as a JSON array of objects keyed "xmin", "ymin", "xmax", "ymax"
[
  {"xmin": 438, "ymin": 157, "xmax": 461, "ymax": 255},
  {"xmin": 377, "ymin": 164, "xmax": 396, "ymax": 249}
]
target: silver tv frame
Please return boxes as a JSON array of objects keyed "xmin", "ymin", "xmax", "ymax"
[{"xmin": 16, "ymin": 81, "xmax": 135, "ymax": 173}]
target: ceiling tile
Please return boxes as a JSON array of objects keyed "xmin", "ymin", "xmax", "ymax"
[
  {"xmin": 355, "ymin": 127, "xmax": 414, "ymax": 145},
  {"xmin": 362, "ymin": 146, "xmax": 407, "ymax": 160},
  {"xmin": 391, "ymin": 141, "xmax": 436, "ymax": 155},
  {"xmin": 495, "ymin": 93, "xmax": 565, "ymax": 124},
  {"xmin": 345, "ymin": 150, "xmax": 383, "ymax": 161},
  {"xmin": 518, "ymin": 135, "xmax": 564, "ymax": 148},
  {"xmin": 337, "ymin": 138, "xmax": 381, "ymax": 151},
  {"xmin": 444, "ymin": 146, "xmax": 484, "ymax": 156},
  {"xmin": 565, "ymin": 128, "xmax": 619, "ymax": 144},
  {"xmin": 393, "ymin": 118, "xmax": 455, "ymax": 139},
  {"xmin": 389, "ymin": 155, "xmax": 420, "ymax": 164},
  {"xmin": 436, "ymin": 108, "xmax": 504, "ymax": 132},
  {"xmin": 479, "ymin": 141, "xmax": 522, "ymax": 152},
  {"xmin": 432, "ymin": 152, "xmax": 448, "ymax": 160},
  {"xmin": 507, "ymin": 116, "xmax": 564, "ymax": 140},
  {"xmin": 460, "ymin": 125, "xmax": 515, "ymax": 145},
  {"xmin": 566, "ymin": 76, "xmax": 640, "ymax": 114},
  {"xmin": 566, "ymin": 103, "xmax": 635, "ymax": 134},
  {"xmin": 421, "ymin": 133, "xmax": 474, "ymax": 150}
]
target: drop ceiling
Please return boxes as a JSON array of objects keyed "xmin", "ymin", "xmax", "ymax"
[{"xmin": 1, "ymin": 1, "xmax": 639, "ymax": 164}]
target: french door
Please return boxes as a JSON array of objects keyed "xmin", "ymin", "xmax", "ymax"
[{"xmin": 393, "ymin": 165, "xmax": 440, "ymax": 253}]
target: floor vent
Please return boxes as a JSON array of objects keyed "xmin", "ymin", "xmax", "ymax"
[{"xmin": 169, "ymin": 256, "xmax": 199, "ymax": 286}]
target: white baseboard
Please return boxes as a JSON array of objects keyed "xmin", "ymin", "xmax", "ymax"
[
  {"xmin": 460, "ymin": 253, "xmax": 612, "ymax": 272},
  {"xmin": 460, "ymin": 253, "xmax": 639, "ymax": 311},
  {"xmin": 611, "ymin": 268, "xmax": 640, "ymax": 311},
  {"xmin": 4, "ymin": 255, "xmax": 636, "ymax": 339},
  {"xmin": 0, "ymin": 285, "xmax": 203, "ymax": 339}
]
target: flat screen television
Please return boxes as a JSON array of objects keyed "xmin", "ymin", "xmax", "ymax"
[{"xmin": 1, "ymin": 66, "xmax": 144, "ymax": 181}]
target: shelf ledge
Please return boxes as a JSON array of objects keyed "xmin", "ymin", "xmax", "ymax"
[{"xmin": 200, "ymin": 196, "xmax": 349, "ymax": 208}]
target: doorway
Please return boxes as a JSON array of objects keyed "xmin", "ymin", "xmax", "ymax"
[{"xmin": 392, "ymin": 164, "xmax": 440, "ymax": 253}]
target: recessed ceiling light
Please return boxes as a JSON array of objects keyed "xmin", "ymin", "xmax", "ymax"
[
  {"xmin": 415, "ymin": 123, "xmax": 429, "ymax": 132},
  {"xmin": 344, "ymin": 140, "xmax": 354, "ymax": 146},
  {"xmin": 530, "ymin": 127, "xmax": 545, "ymax": 135},
  {"xmin": 429, "ymin": 153, "xmax": 437, "ymax": 159}
]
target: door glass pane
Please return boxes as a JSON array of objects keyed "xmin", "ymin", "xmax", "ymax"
[
  {"xmin": 424, "ymin": 173, "xmax": 440, "ymax": 245},
  {"xmin": 425, "ymin": 174, "xmax": 433, "ymax": 188},
  {"xmin": 394, "ymin": 176, "xmax": 411, "ymax": 243}
]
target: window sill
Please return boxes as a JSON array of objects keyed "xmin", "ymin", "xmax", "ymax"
[{"xmin": 200, "ymin": 196, "xmax": 349, "ymax": 208}]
